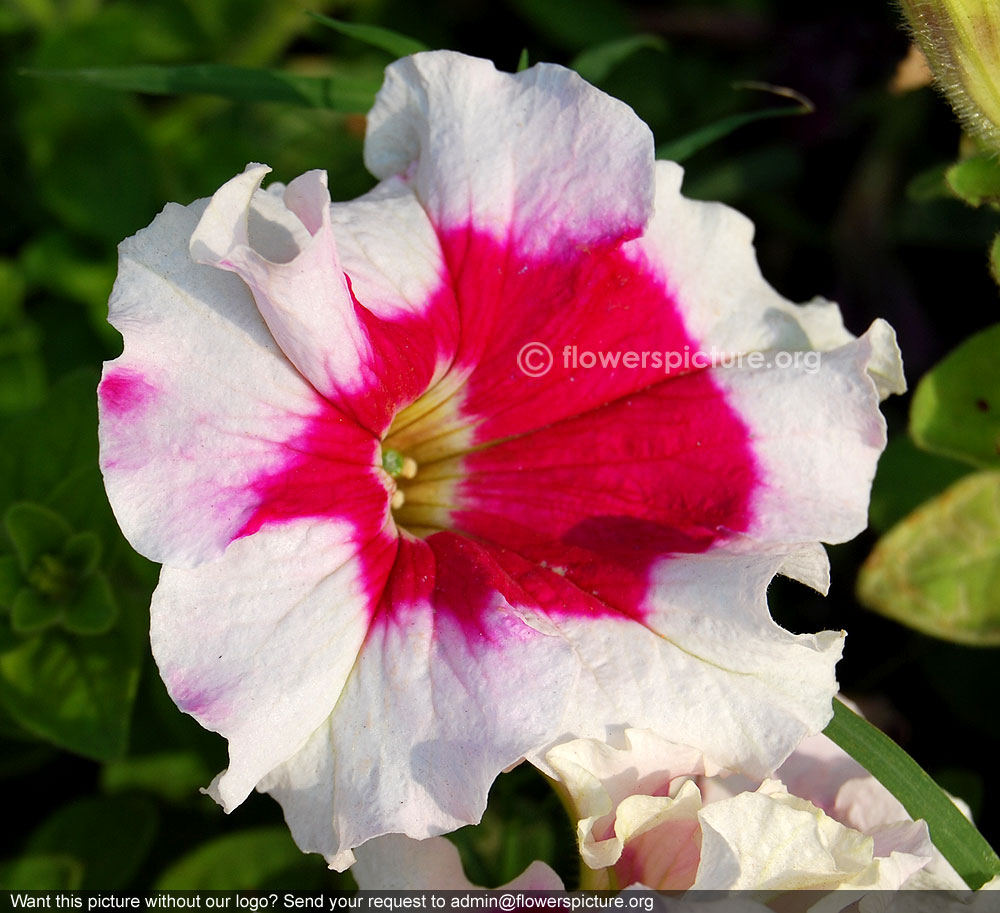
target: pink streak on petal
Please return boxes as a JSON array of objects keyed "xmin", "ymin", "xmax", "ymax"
[
  {"xmin": 168, "ymin": 675, "xmax": 228, "ymax": 725},
  {"xmin": 99, "ymin": 369, "xmax": 158, "ymax": 418}
]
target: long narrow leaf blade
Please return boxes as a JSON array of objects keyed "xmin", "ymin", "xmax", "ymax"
[
  {"xmin": 824, "ymin": 697, "xmax": 1000, "ymax": 889},
  {"xmin": 308, "ymin": 13, "xmax": 428, "ymax": 57},
  {"xmin": 19, "ymin": 64, "xmax": 380, "ymax": 113},
  {"xmin": 570, "ymin": 34, "xmax": 665, "ymax": 84},
  {"xmin": 657, "ymin": 82, "xmax": 813, "ymax": 163}
]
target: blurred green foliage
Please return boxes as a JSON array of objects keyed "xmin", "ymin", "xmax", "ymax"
[
  {"xmin": 2, "ymin": 0, "xmax": 999, "ymax": 892},
  {"xmin": 910, "ymin": 324, "xmax": 1000, "ymax": 469},
  {"xmin": 859, "ymin": 471, "xmax": 1000, "ymax": 646},
  {"xmin": 859, "ymin": 323, "xmax": 1000, "ymax": 646}
]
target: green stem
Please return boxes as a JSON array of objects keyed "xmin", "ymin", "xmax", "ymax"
[{"xmin": 823, "ymin": 697, "xmax": 1000, "ymax": 889}]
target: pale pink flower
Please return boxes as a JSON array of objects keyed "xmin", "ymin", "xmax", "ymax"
[
  {"xmin": 546, "ymin": 726, "xmax": 967, "ymax": 905},
  {"xmin": 98, "ymin": 51, "xmax": 903, "ymax": 866}
]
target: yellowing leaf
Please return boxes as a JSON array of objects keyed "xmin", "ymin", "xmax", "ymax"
[
  {"xmin": 910, "ymin": 324, "xmax": 1000, "ymax": 468},
  {"xmin": 858, "ymin": 470, "xmax": 1000, "ymax": 645}
]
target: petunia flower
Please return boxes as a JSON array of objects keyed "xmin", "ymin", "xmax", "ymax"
[
  {"xmin": 97, "ymin": 51, "xmax": 904, "ymax": 868},
  {"xmin": 546, "ymin": 726, "xmax": 960, "ymax": 904}
]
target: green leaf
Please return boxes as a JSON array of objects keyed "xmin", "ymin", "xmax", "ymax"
[
  {"xmin": 101, "ymin": 751, "xmax": 213, "ymax": 803},
  {"xmin": 910, "ymin": 324, "xmax": 1000, "ymax": 468},
  {"xmin": 867, "ymin": 435, "xmax": 970, "ymax": 532},
  {"xmin": 11, "ymin": 588, "xmax": 62, "ymax": 634},
  {"xmin": 46, "ymin": 466, "xmax": 120, "ymax": 548},
  {"xmin": 307, "ymin": 13, "xmax": 428, "ymax": 57},
  {"xmin": 0, "ymin": 263, "xmax": 45, "ymax": 414},
  {"xmin": 19, "ymin": 234, "xmax": 118, "ymax": 346},
  {"xmin": 448, "ymin": 764, "xmax": 569, "ymax": 888},
  {"xmin": 0, "ymin": 593, "xmax": 144, "ymax": 759},
  {"xmin": 858, "ymin": 470, "xmax": 1000, "ymax": 645},
  {"xmin": 0, "ymin": 370, "xmax": 100, "ymax": 509},
  {"xmin": 570, "ymin": 34, "xmax": 665, "ymax": 84},
  {"xmin": 4, "ymin": 502, "xmax": 71, "ymax": 573},
  {"xmin": 61, "ymin": 531, "xmax": 102, "ymax": 577},
  {"xmin": 506, "ymin": 0, "xmax": 630, "ymax": 51},
  {"xmin": 19, "ymin": 234, "xmax": 115, "ymax": 309},
  {"xmin": 27, "ymin": 796, "xmax": 157, "ymax": 889},
  {"xmin": 25, "ymin": 98, "xmax": 159, "ymax": 245},
  {"xmin": 990, "ymin": 232, "xmax": 1000, "ymax": 289},
  {"xmin": 906, "ymin": 162, "xmax": 953, "ymax": 202},
  {"xmin": 155, "ymin": 828, "xmax": 317, "ymax": 890},
  {"xmin": 20, "ymin": 65, "xmax": 381, "ymax": 113},
  {"xmin": 824, "ymin": 698, "xmax": 1000, "ymax": 889},
  {"xmin": 63, "ymin": 573, "xmax": 118, "ymax": 635},
  {"xmin": 0, "ymin": 555, "xmax": 21, "ymax": 607},
  {"xmin": 0, "ymin": 738, "xmax": 56, "ymax": 778},
  {"xmin": 0, "ymin": 617, "xmax": 18, "ymax": 655},
  {"xmin": 517, "ymin": 48, "xmax": 530, "ymax": 73},
  {"xmin": 946, "ymin": 154, "xmax": 1000, "ymax": 207},
  {"xmin": 657, "ymin": 82, "xmax": 813, "ymax": 163},
  {"xmin": 0, "ymin": 854, "xmax": 84, "ymax": 890},
  {"xmin": 0, "ymin": 260, "xmax": 25, "ymax": 320},
  {"xmin": 0, "ymin": 335, "xmax": 46, "ymax": 414},
  {"xmin": 682, "ymin": 144, "xmax": 802, "ymax": 205}
]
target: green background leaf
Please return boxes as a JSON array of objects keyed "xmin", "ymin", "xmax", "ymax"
[
  {"xmin": 26, "ymin": 796, "xmax": 158, "ymax": 889},
  {"xmin": 0, "ymin": 854, "xmax": 84, "ymax": 890},
  {"xmin": 867, "ymin": 436, "xmax": 970, "ymax": 532},
  {"xmin": 656, "ymin": 83, "xmax": 812, "ymax": 162},
  {"xmin": 0, "ymin": 596, "xmax": 144, "ymax": 758},
  {"xmin": 858, "ymin": 470, "xmax": 1000, "ymax": 646},
  {"xmin": 155, "ymin": 829, "xmax": 327, "ymax": 890},
  {"xmin": 946, "ymin": 155, "xmax": 1000, "ymax": 208},
  {"xmin": 100, "ymin": 750, "xmax": 213, "ymax": 804},
  {"xmin": 910, "ymin": 324, "xmax": 1000, "ymax": 468},
  {"xmin": 569, "ymin": 34, "xmax": 664, "ymax": 84},
  {"xmin": 307, "ymin": 13, "xmax": 428, "ymax": 57},
  {"xmin": 21, "ymin": 64, "xmax": 381, "ymax": 113}
]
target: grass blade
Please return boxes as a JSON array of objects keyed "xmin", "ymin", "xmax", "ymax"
[
  {"xmin": 20, "ymin": 64, "xmax": 380, "ymax": 113},
  {"xmin": 824, "ymin": 697, "xmax": 1000, "ymax": 889}
]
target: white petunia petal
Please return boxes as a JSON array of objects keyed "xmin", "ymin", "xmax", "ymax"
[
  {"xmin": 530, "ymin": 552, "xmax": 843, "ymax": 781},
  {"xmin": 151, "ymin": 519, "xmax": 397, "ymax": 812},
  {"xmin": 365, "ymin": 51, "xmax": 654, "ymax": 254},
  {"xmin": 99, "ymin": 190, "xmax": 357, "ymax": 568},
  {"xmin": 711, "ymin": 327, "xmax": 897, "ymax": 552},
  {"xmin": 352, "ymin": 834, "xmax": 563, "ymax": 890},
  {"xmin": 258, "ymin": 534, "xmax": 578, "ymax": 868}
]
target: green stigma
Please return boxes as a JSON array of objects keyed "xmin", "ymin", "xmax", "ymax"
[
  {"xmin": 382, "ymin": 447, "xmax": 417, "ymax": 480},
  {"xmin": 382, "ymin": 447, "xmax": 405, "ymax": 477}
]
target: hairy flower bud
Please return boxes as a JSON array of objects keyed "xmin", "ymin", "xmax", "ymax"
[{"xmin": 900, "ymin": 0, "xmax": 1000, "ymax": 150}]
